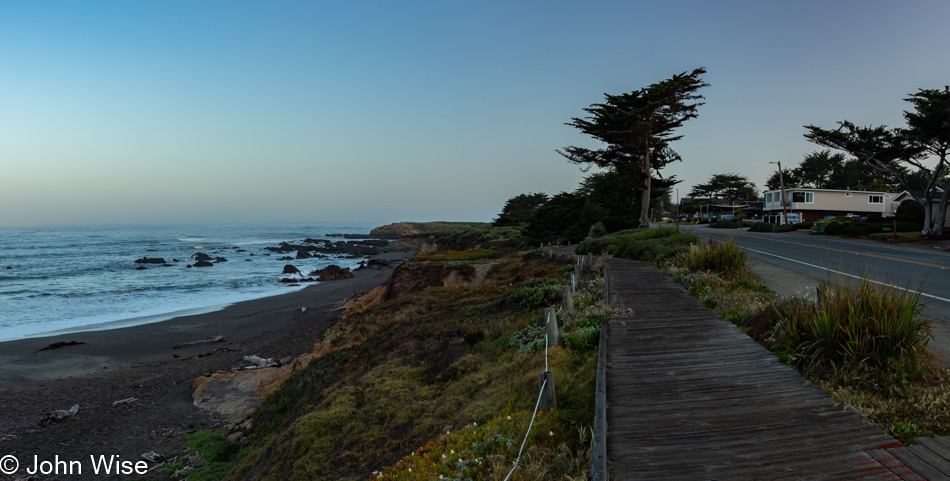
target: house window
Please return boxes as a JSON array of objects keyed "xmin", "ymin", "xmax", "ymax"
[
  {"xmin": 868, "ymin": 195, "xmax": 884, "ymax": 204},
  {"xmin": 792, "ymin": 192, "xmax": 814, "ymax": 203}
]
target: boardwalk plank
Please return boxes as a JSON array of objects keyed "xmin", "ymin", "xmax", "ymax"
[{"xmin": 604, "ymin": 258, "xmax": 902, "ymax": 480}]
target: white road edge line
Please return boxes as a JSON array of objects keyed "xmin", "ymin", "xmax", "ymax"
[
  {"xmin": 740, "ymin": 245, "xmax": 950, "ymax": 305},
  {"xmin": 691, "ymin": 231, "xmax": 950, "ymax": 305}
]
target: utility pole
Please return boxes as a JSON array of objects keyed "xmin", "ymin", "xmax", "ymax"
[{"xmin": 770, "ymin": 161, "xmax": 789, "ymax": 225}]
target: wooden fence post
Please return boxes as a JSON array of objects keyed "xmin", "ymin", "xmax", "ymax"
[
  {"xmin": 562, "ymin": 285, "xmax": 573, "ymax": 312},
  {"xmin": 538, "ymin": 371, "xmax": 556, "ymax": 411},
  {"xmin": 544, "ymin": 308, "xmax": 559, "ymax": 347}
]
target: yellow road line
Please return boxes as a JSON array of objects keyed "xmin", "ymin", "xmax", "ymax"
[{"xmin": 722, "ymin": 231, "xmax": 949, "ymax": 270}]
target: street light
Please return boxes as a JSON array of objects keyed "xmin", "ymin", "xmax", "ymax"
[{"xmin": 769, "ymin": 161, "xmax": 788, "ymax": 225}]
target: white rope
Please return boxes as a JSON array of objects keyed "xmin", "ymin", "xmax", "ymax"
[{"xmin": 502, "ymin": 377, "xmax": 548, "ymax": 481}]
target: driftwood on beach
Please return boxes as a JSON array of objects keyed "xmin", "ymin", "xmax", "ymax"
[
  {"xmin": 34, "ymin": 340, "xmax": 86, "ymax": 353},
  {"xmin": 173, "ymin": 335, "xmax": 226, "ymax": 349}
]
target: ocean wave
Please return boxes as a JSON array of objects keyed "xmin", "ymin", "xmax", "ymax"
[{"xmin": 178, "ymin": 237, "xmax": 206, "ymax": 242}]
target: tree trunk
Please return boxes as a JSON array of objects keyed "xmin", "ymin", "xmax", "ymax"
[
  {"xmin": 934, "ymin": 180, "xmax": 950, "ymax": 234},
  {"xmin": 638, "ymin": 136, "xmax": 651, "ymax": 229},
  {"xmin": 922, "ymin": 196, "xmax": 934, "ymax": 237}
]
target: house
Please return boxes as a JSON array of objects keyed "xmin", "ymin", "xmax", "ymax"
[
  {"xmin": 890, "ymin": 188, "xmax": 948, "ymax": 219},
  {"xmin": 762, "ymin": 188, "xmax": 893, "ymax": 223}
]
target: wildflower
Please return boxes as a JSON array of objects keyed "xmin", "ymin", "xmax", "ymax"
[
  {"xmin": 549, "ymin": 431, "xmax": 554, "ymax": 436},
  {"xmin": 507, "ymin": 415, "xmax": 511, "ymax": 420}
]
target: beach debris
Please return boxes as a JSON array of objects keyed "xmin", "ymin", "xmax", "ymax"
[
  {"xmin": 242, "ymin": 355, "xmax": 276, "ymax": 369},
  {"xmin": 301, "ymin": 306, "xmax": 307, "ymax": 313},
  {"xmin": 141, "ymin": 451, "xmax": 164, "ymax": 463},
  {"xmin": 40, "ymin": 404, "xmax": 79, "ymax": 425},
  {"xmin": 35, "ymin": 340, "xmax": 86, "ymax": 352},
  {"xmin": 173, "ymin": 335, "xmax": 226, "ymax": 349},
  {"xmin": 149, "ymin": 427, "xmax": 184, "ymax": 439},
  {"xmin": 186, "ymin": 346, "xmax": 234, "ymax": 360},
  {"xmin": 112, "ymin": 397, "xmax": 138, "ymax": 407}
]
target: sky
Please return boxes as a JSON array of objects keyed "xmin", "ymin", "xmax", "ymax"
[{"xmin": 2, "ymin": 1, "xmax": 949, "ymax": 227}]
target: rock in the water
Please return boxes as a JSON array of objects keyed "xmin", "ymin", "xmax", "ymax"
[
  {"xmin": 296, "ymin": 250, "xmax": 312, "ymax": 259},
  {"xmin": 135, "ymin": 257, "xmax": 167, "ymax": 264},
  {"xmin": 193, "ymin": 252, "xmax": 213, "ymax": 262},
  {"xmin": 215, "ymin": 257, "xmax": 228, "ymax": 263},
  {"xmin": 194, "ymin": 260, "xmax": 214, "ymax": 267},
  {"xmin": 282, "ymin": 265, "xmax": 301, "ymax": 275}
]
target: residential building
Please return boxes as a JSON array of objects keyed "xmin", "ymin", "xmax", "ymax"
[
  {"xmin": 890, "ymin": 189, "xmax": 948, "ymax": 219},
  {"xmin": 762, "ymin": 188, "xmax": 893, "ymax": 223}
]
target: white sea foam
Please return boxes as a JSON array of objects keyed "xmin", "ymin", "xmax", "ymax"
[{"xmin": 0, "ymin": 223, "xmax": 373, "ymax": 342}]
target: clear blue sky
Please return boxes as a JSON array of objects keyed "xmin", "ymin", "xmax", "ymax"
[{"xmin": 2, "ymin": 1, "xmax": 949, "ymax": 226}]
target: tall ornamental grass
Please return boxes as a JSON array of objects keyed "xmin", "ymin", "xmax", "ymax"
[
  {"xmin": 776, "ymin": 276, "xmax": 932, "ymax": 377},
  {"xmin": 680, "ymin": 241, "xmax": 746, "ymax": 276}
]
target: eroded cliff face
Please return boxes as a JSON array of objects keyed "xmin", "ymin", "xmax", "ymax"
[{"xmin": 191, "ymin": 257, "xmax": 494, "ymax": 435}]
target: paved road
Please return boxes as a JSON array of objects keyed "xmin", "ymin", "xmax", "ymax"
[{"xmin": 676, "ymin": 224, "xmax": 950, "ymax": 361}]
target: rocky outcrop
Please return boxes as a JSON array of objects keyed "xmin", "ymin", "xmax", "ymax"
[
  {"xmin": 193, "ymin": 252, "xmax": 213, "ymax": 262},
  {"xmin": 282, "ymin": 265, "xmax": 301, "ymax": 275},
  {"xmin": 264, "ymin": 239, "xmax": 389, "ymax": 258},
  {"xmin": 310, "ymin": 264, "xmax": 354, "ymax": 281},
  {"xmin": 135, "ymin": 257, "xmax": 167, "ymax": 264},
  {"xmin": 192, "ymin": 353, "xmax": 314, "ymax": 427},
  {"xmin": 369, "ymin": 222, "xmax": 423, "ymax": 238},
  {"xmin": 194, "ymin": 260, "xmax": 214, "ymax": 267}
]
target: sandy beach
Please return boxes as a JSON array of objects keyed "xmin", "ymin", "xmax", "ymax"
[{"xmin": 0, "ymin": 251, "xmax": 409, "ymax": 480}]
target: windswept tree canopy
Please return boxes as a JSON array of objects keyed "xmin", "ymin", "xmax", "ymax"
[
  {"xmin": 559, "ymin": 68, "xmax": 708, "ymax": 228},
  {"xmin": 689, "ymin": 173, "xmax": 758, "ymax": 202},
  {"xmin": 804, "ymin": 86, "xmax": 950, "ymax": 235},
  {"xmin": 493, "ymin": 193, "xmax": 548, "ymax": 226}
]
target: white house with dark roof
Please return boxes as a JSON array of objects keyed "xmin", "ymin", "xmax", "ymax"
[{"xmin": 762, "ymin": 188, "xmax": 893, "ymax": 223}]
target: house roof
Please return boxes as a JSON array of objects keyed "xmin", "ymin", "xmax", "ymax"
[
  {"xmin": 894, "ymin": 189, "xmax": 945, "ymax": 202},
  {"xmin": 762, "ymin": 187, "xmax": 890, "ymax": 195}
]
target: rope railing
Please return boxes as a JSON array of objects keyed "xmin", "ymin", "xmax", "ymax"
[
  {"xmin": 501, "ymin": 377, "xmax": 548, "ymax": 481},
  {"xmin": 505, "ymin": 251, "xmax": 608, "ymax": 479}
]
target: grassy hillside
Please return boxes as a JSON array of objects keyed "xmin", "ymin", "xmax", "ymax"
[{"xmin": 178, "ymin": 249, "xmax": 602, "ymax": 480}]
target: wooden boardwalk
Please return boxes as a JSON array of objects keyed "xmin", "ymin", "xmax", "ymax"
[{"xmin": 603, "ymin": 258, "xmax": 950, "ymax": 480}]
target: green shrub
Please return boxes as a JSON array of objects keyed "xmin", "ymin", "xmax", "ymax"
[
  {"xmin": 508, "ymin": 324, "xmax": 546, "ymax": 353},
  {"xmin": 565, "ymin": 326, "xmax": 601, "ymax": 351},
  {"xmin": 575, "ymin": 227, "xmax": 697, "ymax": 264},
  {"xmin": 823, "ymin": 221, "xmax": 843, "ymax": 235},
  {"xmin": 506, "ymin": 278, "xmax": 564, "ymax": 309}
]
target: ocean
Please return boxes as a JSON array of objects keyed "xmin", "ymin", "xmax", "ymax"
[{"xmin": 0, "ymin": 223, "xmax": 379, "ymax": 341}]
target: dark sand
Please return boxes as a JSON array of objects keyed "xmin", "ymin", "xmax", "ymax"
[{"xmin": 0, "ymin": 252, "xmax": 408, "ymax": 480}]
